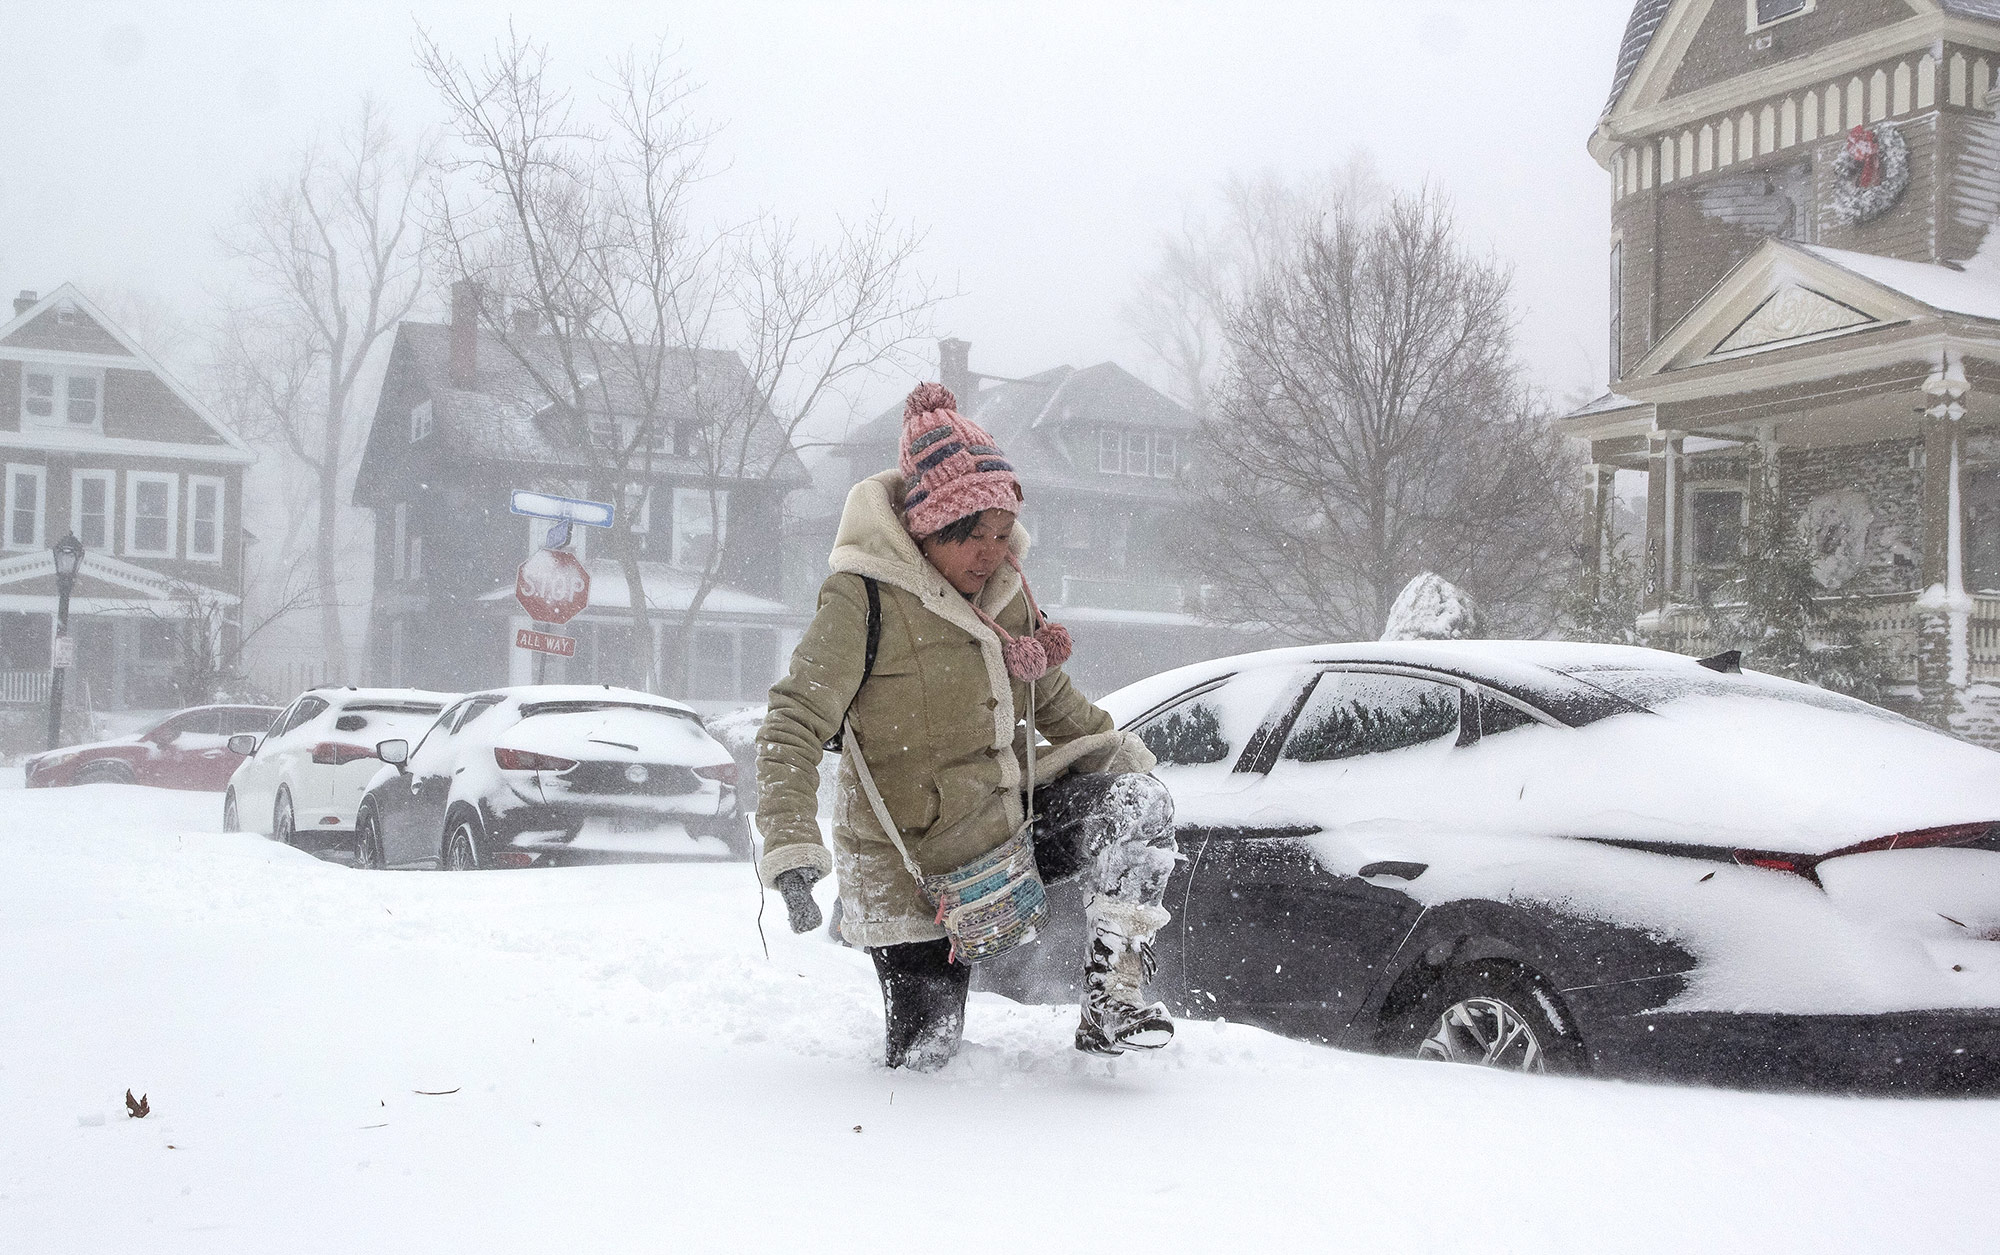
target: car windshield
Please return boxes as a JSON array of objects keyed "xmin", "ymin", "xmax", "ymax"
[{"xmin": 1556, "ymin": 665, "xmax": 1923, "ymax": 729}]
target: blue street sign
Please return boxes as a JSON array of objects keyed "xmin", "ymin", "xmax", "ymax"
[
  {"xmin": 509, "ymin": 490, "xmax": 615, "ymax": 528},
  {"xmin": 542, "ymin": 519, "xmax": 572, "ymax": 550}
]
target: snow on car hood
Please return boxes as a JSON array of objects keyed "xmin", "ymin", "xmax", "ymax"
[
  {"xmin": 500, "ymin": 707, "xmax": 729, "ymax": 767},
  {"xmin": 1246, "ymin": 694, "xmax": 2000, "ymax": 855}
]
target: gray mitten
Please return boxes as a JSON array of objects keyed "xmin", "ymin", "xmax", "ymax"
[{"xmin": 774, "ymin": 867, "xmax": 823, "ymax": 934}]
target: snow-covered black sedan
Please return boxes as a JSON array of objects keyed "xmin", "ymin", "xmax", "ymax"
[
  {"xmin": 977, "ymin": 642, "xmax": 2000, "ymax": 1092},
  {"xmin": 352, "ymin": 685, "xmax": 742, "ymax": 869}
]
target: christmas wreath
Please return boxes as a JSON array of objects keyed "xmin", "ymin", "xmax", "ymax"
[{"xmin": 1831, "ymin": 122, "xmax": 1909, "ymax": 225}]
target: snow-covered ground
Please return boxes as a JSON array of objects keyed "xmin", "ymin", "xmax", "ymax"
[{"xmin": 4, "ymin": 782, "xmax": 1998, "ymax": 1253}]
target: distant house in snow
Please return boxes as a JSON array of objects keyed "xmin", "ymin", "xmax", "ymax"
[
  {"xmin": 0, "ymin": 285, "xmax": 253, "ymax": 713},
  {"xmin": 830, "ymin": 339, "xmax": 1243, "ymax": 696},
  {"xmin": 1566, "ymin": 0, "xmax": 2000, "ymax": 739},
  {"xmin": 351, "ymin": 284, "xmax": 810, "ymax": 707}
]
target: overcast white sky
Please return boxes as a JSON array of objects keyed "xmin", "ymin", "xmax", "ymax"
[{"xmin": 3, "ymin": 1, "xmax": 1634, "ymax": 423}]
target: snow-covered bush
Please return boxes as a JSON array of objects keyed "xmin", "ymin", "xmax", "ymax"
[{"xmin": 1380, "ymin": 573, "xmax": 1480, "ymax": 641}]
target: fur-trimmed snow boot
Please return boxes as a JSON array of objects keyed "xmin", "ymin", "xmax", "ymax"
[
  {"xmin": 872, "ymin": 938, "xmax": 971, "ymax": 1071},
  {"xmin": 1075, "ymin": 897, "xmax": 1175, "ymax": 1056}
]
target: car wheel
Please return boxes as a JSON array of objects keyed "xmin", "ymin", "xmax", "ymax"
[
  {"xmin": 353, "ymin": 809, "xmax": 385, "ymax": 870},
  {"xmin": 273, "ymin": 788, "xmax": 297, "ymax": 848},
  {"xmin": 443, "ymin": 815, "xmax": 482, "ymax": 871},
  {"xmin": 223, "ymin": 789, "xmax": 240, "ymax": 832},
  {"xmin": 75, "ymin": 760, "xmax": 135, "ymax": 786},
  {"xmin": 1413, "ymin": 962, "xmax": 1586, "ymax": 1076}
]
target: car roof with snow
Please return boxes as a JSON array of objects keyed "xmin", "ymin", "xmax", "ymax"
[
  {"xmin": 1100, "ymin": 639, "xmax": 1905, "ymax": 731},
  {"xmin": 463, "ymin": 685, "xmax": 700, "ymax": 716},
  {"xmin": 303, "ymin": 687, "xmax": 457, "ymax": 709}
]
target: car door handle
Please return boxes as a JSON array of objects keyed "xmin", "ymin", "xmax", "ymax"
[{"xmin": 1359, "ymin": 860, "xmax": 1427, "ymax": 881}]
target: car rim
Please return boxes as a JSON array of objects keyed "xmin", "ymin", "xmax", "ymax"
[
  {"xmin": 1418, "ymin": 996, "xmax": 1545, "ymax": 1072},
  {"xmin": 224, "ymin": 793, "xmax": 238, "ymax": 831},
  {"xmin": 276, "ymin": 796, "xmax": 293, "ymax": 844},
  {"xmin": 355, "ymin": 818, "xmax": 380, "ymax": 869},
  {"xmin": 448, "ymin": 825, "xmax": 475, "ymax": 870}
]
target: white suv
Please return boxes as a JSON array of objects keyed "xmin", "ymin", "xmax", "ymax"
[{"xmin": 224, "ymin": 688, "xmax": 456, "ymax": 850}]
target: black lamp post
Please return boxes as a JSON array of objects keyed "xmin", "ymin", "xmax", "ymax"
[{"xmin": 46, "ymin": 533, "xmax": 83, "ymax": 751}]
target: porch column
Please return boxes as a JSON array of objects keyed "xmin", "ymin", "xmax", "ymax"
[
  {"xmin": 1917, "ymin": 351, "xmax": 1970, "ymax": 727},
  {"xmin": 1643, "ymin": 430, "xmax": 1685, "ymax": 619},
  {"xmin": 1580, "ymin": 462, "xmax": 1617, "ymax": 600},
  {"xmin": 1748, "ymin": 422, "xmax": 1782, "ymax": 545}
]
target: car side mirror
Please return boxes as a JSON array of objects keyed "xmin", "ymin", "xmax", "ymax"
[
  {"xmin": 377, "ymin": 738, "xmax": 410, "ymax": 768},
  {"xmin": 227, "ymin": 734, "xmax": 257, "ymax": 756}
]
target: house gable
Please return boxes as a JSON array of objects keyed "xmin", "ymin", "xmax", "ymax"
[
  {"xmin": 1633, "ymin": 239, "xmax": 1930, "ymax": 375},
  {"xmin": 1662, "ymin": 1, "xmax": 1928, "ymax": 104},
  {"xmin": 0, "ymin": 285, "xmax": 253, "ymax": 462}
]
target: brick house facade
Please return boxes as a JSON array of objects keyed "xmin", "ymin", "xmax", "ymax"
[
  {"xmin": 0, "ymin": 285, "xmax": 252, "ymax": 714},
  {"xmin": 351, "ymin": 286, "xmax": 810, "ymax": 708},
  {"xmin": 1565, "ymin": 0, "xmax": 2000, "ymax": 735}
]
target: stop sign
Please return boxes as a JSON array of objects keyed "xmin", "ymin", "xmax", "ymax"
[{"xmin": 515, "ymin": 548, "xmax": 591, "ymax": 625}]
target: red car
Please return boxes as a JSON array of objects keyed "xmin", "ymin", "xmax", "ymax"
[{"xmin": 23, "ymin": 705, "xmax": 282, "ymax": 791}]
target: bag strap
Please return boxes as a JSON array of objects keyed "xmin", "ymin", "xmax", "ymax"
[{"xmin": 822, "ymin": 576, "xmax": 881, "ymax": 753}]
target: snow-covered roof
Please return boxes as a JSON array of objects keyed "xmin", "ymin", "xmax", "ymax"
[
  {"xmin": 306, "ymin": 687, "xmax": 457, "ymax": 708},
  {"xmin": 1601, "ymin": 0, "xmax": 1671, "ymax": 121},
  {"xmin": 1563, "ymin": 391, "xmax": 1646, "ymax": 420},
  {"xmin": 1799, "ymin": 245, "xmax": 2000, "ymax": 325},
  {"xmin": 478, "ymin": 561, "xmax": 795, "ymax": 618}
]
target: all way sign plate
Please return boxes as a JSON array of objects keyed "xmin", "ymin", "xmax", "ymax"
[{"xmin": 516, "ymin": 627, "xmax": 577, "ymax": 657}]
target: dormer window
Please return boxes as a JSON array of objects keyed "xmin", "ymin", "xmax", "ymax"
[
  {"xmin": 1747, "ymin": 0, "xmax": 1811, "ymax": 32},
  {"xmin": 21, "ymin": 368, "xmax": 102, "ymax": 430},
  {"xmin": 1097, "ymin": 427, "xmax": 1179, "ymax": 479}
]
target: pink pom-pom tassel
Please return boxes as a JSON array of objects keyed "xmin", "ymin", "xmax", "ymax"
[
  {"xmin": 1034, "ymin": 622, "xmax": 1072, "ymax": 669},
  {"xmin": 1002, "ymin": 635, "xmax": 1050, "ymax": 682}
]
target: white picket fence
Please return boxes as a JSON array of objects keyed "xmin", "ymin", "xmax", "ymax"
[{"xmin": 0, "ymin": 670, "xmax": 51, "ymax": 705}]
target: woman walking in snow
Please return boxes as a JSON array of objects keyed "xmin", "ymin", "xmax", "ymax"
[{"xmin": 755, "ymin": 382, "xmax": 1179, "ymax": 1071}]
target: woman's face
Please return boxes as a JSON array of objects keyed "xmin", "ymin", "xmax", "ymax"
[{"xmin": 921, "ymin": 509, "xmax": 1017, "ymax": 596}]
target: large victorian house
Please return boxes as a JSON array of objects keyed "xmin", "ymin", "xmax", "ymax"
[
  {"xmin": 0, "ymin": 286, "xmax": 252, "ymax": 716},
  {"xmin": 835, "ymin": 340, "xmax": 1241, "ymax": 696},
  {"xmin": 1564, "ymin": 0, "xmax": 2000, "ymax": 736},
  {"xmin": 352, "ymin": 284, "xmax": 810, "ymax": 707}
]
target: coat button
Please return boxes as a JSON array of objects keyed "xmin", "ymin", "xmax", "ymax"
[{"xmin": 985, "ymin": 697, "xmax": 999, "ymax": 709}]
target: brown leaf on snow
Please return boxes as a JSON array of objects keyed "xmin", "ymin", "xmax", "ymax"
[{"xmin": 125, "ymin": 1090, "xmax": 149, "ymax": 1119}]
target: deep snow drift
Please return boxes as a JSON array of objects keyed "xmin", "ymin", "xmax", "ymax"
[{"xmin": 3, "ymin": 780, "xmax": 1998, "ymax": 1253}]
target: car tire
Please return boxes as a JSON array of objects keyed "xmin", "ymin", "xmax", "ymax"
[
  {"xmin": 353, "ymin": 809, "xmax": 385, "ymax": 871},
  {"xmin": 223, "ymin": 788, "xmax": 240, "ymax": 832},
  {"xmin": 1409, "ymin": 961, "xmax": 1587, "ymax": 1076},
  {"xmin": 443, "ymin": 815, "xmax": 482, "ymax": 871},
  {"xmin": 75, "ymin": 760, "xmax": 135, "ymax": 786},
  {"xmin": 273, "ymin": 788, "xmax": 297, "ymax": 848}
]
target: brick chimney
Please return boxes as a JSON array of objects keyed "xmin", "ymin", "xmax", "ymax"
[
  {"xmin": 450, "ymin": 280, "xmax": 482, "ymax": 388},
  {"xmin": 14, "ymin": 290, "xmax": 39, "ymax": 317},
  {"xmin": 938, "ymin": 338, "xmax": 974, "ymax": 409}
]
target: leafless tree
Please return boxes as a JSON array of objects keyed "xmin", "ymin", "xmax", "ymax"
[
  {"xmin": 1189, "ymin": 188, "xmax": 1576, "ymax": 642},
  {"xmin": 133, "ymin": 566, "xmax": 322, "ymax": 705},
  {"xmin": 217, "ymin": 99, "xmax": 429, "ymax": 682},
  {"xmin": 416, "ymin": 29, "xmax": 938, "ymax": 692},
  {"xmin": 1121, "ymin": 154, "xmax": 1388, "ymax": 415}
]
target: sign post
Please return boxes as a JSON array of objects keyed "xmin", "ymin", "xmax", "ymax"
[{"xmin": 509, "ymin": 489, "xmax": 612, "ymax": 685}]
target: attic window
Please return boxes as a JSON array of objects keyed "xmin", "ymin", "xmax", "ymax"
[
  {"xmin": 54, "ymin": 306, "xmax": 77, "ymax": 326},
  {"xmin": 1747, "ymin": 0, "xmax": 1811, "ymax": 32}
]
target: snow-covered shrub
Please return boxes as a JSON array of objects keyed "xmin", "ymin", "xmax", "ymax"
[{"xmin": 1380, "ymin": 573, "xmax": 1480, "ymax": 641}]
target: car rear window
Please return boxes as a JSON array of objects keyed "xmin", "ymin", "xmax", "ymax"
[
  {"xmin": 1558, "ymin": 666, "xmax": 1915, "ymax": 726},
  {"xmin": 518, "ymin": 700, "xmax": 700, "ymax": 725},
  {"xmin": 332, "ymin": 702, "xmax": 444, "ymax": 734}
]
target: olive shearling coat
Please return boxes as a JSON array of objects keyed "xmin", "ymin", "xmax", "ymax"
[{"xmin": 756, "ymin": 470, "xmax": 1156, "ymax": 948}]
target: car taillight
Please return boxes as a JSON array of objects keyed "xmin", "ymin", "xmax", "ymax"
[
  {"xmin": 494, "ymin": 747, "xmax": 578, "ymax": 772},
  {"xmin": 1732, "ymin": 850, "xmax": 1815, "ymax": 877},
  {"xmin": 1734, "ymin": 822, "xmax": 2000, "ymax": 885},
  {"xmin": 311, "ymin": 742, "xmax": 375, "ymax": 766},
  {"xmin": 695, "ymin": 762, "xmax": 738, "ymax": 786}
]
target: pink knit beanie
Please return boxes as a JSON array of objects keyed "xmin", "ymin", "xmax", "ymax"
[{"xmin": 899, "ymin": 382, "xmax": 1023, "ymax": 540}]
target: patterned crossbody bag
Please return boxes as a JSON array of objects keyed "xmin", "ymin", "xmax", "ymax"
[{"xmin": 842, "ymin": 680, "xmax": 1047, "ymax": 964}]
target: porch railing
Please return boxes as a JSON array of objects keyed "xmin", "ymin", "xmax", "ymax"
[
  {"xmin": 1654, "ymin": 593, "xmax": 2000, "ymax": 684},
  {"xmin": 0, "ymin": 670, "xmax": 51, "ymax": 705}
]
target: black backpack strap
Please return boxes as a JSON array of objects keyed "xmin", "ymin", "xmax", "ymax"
[{"xmin": 824, "ymin": 576, "xmax": 881, "ymax": 752}]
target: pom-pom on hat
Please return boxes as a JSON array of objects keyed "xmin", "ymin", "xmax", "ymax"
[{"xmin": 898, "ymin": 382, "xmax": 1024, "ymax": 540}]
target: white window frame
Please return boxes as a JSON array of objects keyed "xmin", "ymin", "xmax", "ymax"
[
  {"xmin": 71, "ymin": 469, "xmax": 115, "ymax": 551},
  {"xmin": 1099, "ymin": 429, "xmax": 1122, "ymax": 473},
  {"xmin": 4, "ymin": 463, "xmax": 47, "ymax": 552},
  {"xmin": 392, "ymin": 502, "xmax": 409, "ymax": 581},
  {"xmin": 1745, "ymin": 0, "xmax": 1813, "ymax": 33},
  {"xmin": 671, "ymin": 487, "xmax": 728, "ymax": 570},
  {"xmin": 410, "ymin": 399, "xmax": 434, "ymax": 442},
  {"xmin": 125, "ymin": 471, "xmax": 178, "ymax": 558},
  {"xmin": 1152, "ymin": 436, "xmax": 1178, "ymax": 479},
  {"xmin": 19, "ymin": 366, "xmax": 105, "ymax": 431},
  {"xmin": 186, "ymin": 475, "xmax": 224, "ymax": 562},
  {"xmin": 408, "ymin": 532, "xmax": 424, "ymax": 580}
]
